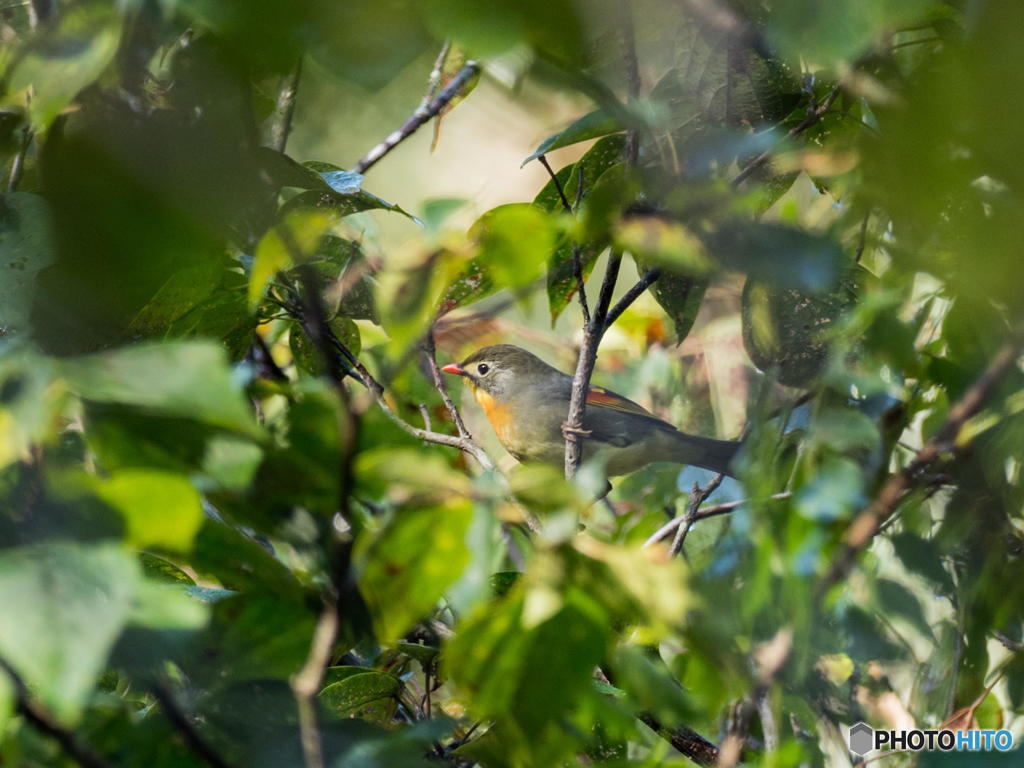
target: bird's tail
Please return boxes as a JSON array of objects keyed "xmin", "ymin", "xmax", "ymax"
[{"xmin": 666, "ymin": 431, "xmax": 741, "ymax": 476}]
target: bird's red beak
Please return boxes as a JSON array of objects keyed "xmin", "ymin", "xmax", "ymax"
[{"xmin": 441, "ymin": 363, "xmax": 464, "ymax": 376}]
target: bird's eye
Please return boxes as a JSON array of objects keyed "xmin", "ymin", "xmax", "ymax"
[{"xmin": 477, "ymin": 363, "xmax": 490, "ymax": 375}]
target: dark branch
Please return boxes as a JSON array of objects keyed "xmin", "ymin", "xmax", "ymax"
[
  {"xmin": 0, "ymin": 657, "xmax": 114, "ymax": 768},
  {"xmin": 640, "ymin": 714, "xmax": 720, "ymax": 766},
  {"xmin": 732, "ymin": 85, "xmax": 840, "ymax": 187},
  {"xmin": 151, "ymin": 682, "xmax": 236, "ymax": 768},
  {"xmin": 354, "ymin": 61, "xmax": 480, "ymax": 175},
  {"xmin": 604, "ymin": 267, "xmax": 661, "ymax": 329},
  {"xmin": 643, "ymin": 492, "xmax": 793, "ymax": 548}
]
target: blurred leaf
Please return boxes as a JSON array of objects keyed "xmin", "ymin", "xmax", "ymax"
[
  {"xmin": 0, "ymin": 345, "xmax": 65, "ymax": 470},
  {"xmin": 794, "ymin": 457, "xmax": 864, "ymax": 522},
  {"xmin": 359, "ymin": 501, "xmax": 473, "ymax": 639},
  {"xmin": 92, "ymin": 469, "xmax": 203, "ymax": 554},
  {"xmin": 7, "ymin": 5, "xmax": 121, "ymax": 130},
  {"xmin": 60, "ymin": 340, "xmax": 261, "ymax": 438},
  {"xmin": 139, "ymin": 552, "xmax": 195, "ymax": 585},
  {"xmin": 875, "ymin": 578, "xmax": 933, "ymax": 641},
  {"xmin": 0, "ymin": 542, "xmax": 138, "ymax": 722},
  {"xmin": 128, "ymin": 579, "xmax": 209, "ymax": 632},
  {"xmin": 250, "ymin": 209, "xmax": 336, "ymax": 307},
  {"xmin": 523, "ymin": 109, "xmax": 623, "ymax": 166},
  {"xmin": 890, "ymin": 533, "xmax": 955, "ymax": 594},
  {"xmin": 714, "ymin": 224, "xmax": 844, "ymax": 293},
  {"xmin": 615, "ymin": 217, "xmax": 713, "ymax": 275},
  {"xmin": 0, "ymin": 193, "xmax": 56, "ymax": 338},
  {"xmin": 190, "ymin": 520, "xmax": 302, "ymax": 600}
]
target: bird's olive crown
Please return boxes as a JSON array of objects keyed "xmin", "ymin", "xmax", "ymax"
[{"xmin": 459, "ymin": 344, "xmax": 561, "ymax": 395}]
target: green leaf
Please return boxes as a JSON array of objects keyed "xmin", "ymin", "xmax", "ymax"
[
  {"xmin": 60, "ymin": 340, "xmax": 262, "ymax": 438},
  {"xmin": 359, "ymin": 502, "xmax": 473, "ymax": 639},
  {"xmin": 645, "ymin": 270, "xmax": 709, "ymax": 344},
  {"xmin": 7, "ymin": 5, "xmax": 122, "ymax": 129},
  {"xmin": 249, "ymin": 208, "xmax": 337, "ymax": 308},
  {"xmin": 712, "ymin": 224, "xmax": 844, "ymax": 293},
  {"xmin": 139, "ymin": 553, "xmax": 195, "ymax": 585},
  {"xmin": 92, "ymin": 470, "xmax": 204, "ymax": 554},
  {"xmin": 875, "ymin": 578, "xmax": 934, "ymax": 641},
  {"xmin": 278, "ymin": 162, "xmax": 421, "ymax": 222},
  {"xmin": 614, "ymin": 218, "xmax": 713, "ymax": 275},
  {"xmin": 0, "ymin": 193, "xmax": 56, "ymax": 337},
  {"xmin": 319, "ymin": 671, "xmax": 401, "ymax": 719},
  {"xmin": 289, "ymin": 317, "xmax": 360, "ymax": 376},
  {"xmin": 0, "ymin": 542, "xmax": 138, "ymax": 723},
  {"xmin": 522, "ymin": 109, "xmax": 623, "ymax": 166}
]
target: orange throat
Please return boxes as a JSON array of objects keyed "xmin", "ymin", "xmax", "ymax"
[{"xmin": 471, "ymin": 385, "xmax": 514, "ymax": 445}]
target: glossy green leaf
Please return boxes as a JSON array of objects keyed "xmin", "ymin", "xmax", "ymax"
[
  {"xmin": 522, "ymin": 109, "xmax": 623, "ymax": 166},
  {"xmin": 319, "ymin": 671, "xmax": 401, "ymax": 718}
]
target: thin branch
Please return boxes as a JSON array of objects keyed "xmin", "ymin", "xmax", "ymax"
[
  {"xmin": 354, "ymin": 61, "xmax": 480, "ymax": 175},
  {"xmin": 644, "ymin": 492, "xmax": 792, "ymax": 548},
  {"xmin": 732, "ymin": 86, "xmax": 841, "ymax": 187},
  {"xmin": 422, "ymin": 330, "xmax": 476, "ymax": 442},
  {"xmin": 150, "ymin": 683, "xmax": 236, "ymax": 768},
  {"xmin": 537, "ymin": 155, "xmax": 573, "ymax": 214},
  {"xmin": 604, "ymin": 267, "xmax": 661, "ymax": 328},
  {"xmin": 820, "ymin": 335, "xmax": 1022, "ymax": 597},
  {"xmin": 270, "ymin": 58, "xmax": 303, "ymax": 153},
  {"xmin": 670, "ymin": 473, "xmax": 724, "ymax": 557},
  {"xmin": 0, "ymin": 657, "xmax": 114, "ymax": 768}
]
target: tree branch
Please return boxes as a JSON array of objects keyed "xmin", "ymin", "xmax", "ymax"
[
  {"xmin": 643, "ymin": 492, "xmax": 792, "ymax": 548},
  {"xmin": 0, "ymin": 657, "xmax": 114, "ymax": 768},
  {"xmin": 150, "ymin": 682, "xmax": 236, "ymax": 768},
  {"xmin": 354, "ymin": 61, "xmax": 479, "ymax": 175},
  {"xmin": 604, "ymin": 267, "xmax": 661, "ymax": 329},
  {"xmin": 732, "ymin": 85, "xmax": 840, "ymax": 187},
  {"xmin": 820, "ymin": 335, "xmax": 1023, "ymax": 597},
  {"xmin": 670, "ymin": 473, "xmax": 724, "ymax": 557},
  {"xmin": 640, "ymin": 714, "xmax": 720, "ymax": 766}
]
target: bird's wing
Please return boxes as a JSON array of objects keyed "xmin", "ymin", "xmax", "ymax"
[{"xmin": 584, "ymin": 386, "xmax": 675, "ymax": 447}]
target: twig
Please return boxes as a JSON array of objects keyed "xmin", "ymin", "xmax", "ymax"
[
  {"xmin": 0, "ymin": 656, "xmax": 114, "ymax": 768},
  {"xmin": 538, "ymin": 153, "xmax": 591, "ymax": 324},
  {"xmin": 820, "ymin": 335, "xmax": 1023, "ymax": 597},
  {"xmin": 292, "ymin": 600, "xmax": 340, "ymax": 768},
  {"xmin": 604, "ymin": 268, "xmax": 661, "ymax": 328},
  {"xmin": 270, "ymin": 58, "xmax": 303, "ymax": 153},
  {"xmin": 644, "ymin": 492, "xmax": 792, "ymax": 548},
  {"xmin": 422, "ymin": 330, "xmax": 477, "ymax": 444},
  {"xmin": 670, "ymin": 473, "xmax": 725, "ymax": 557},
  {"xmin": 354, "ymin": 61, "xmax": 480, "ymax": 175},
  {"xmin": 732, "ymin": 85, "xmax": 841, "ymax": 187},
  {"xmin": 150, "ymin": 682, "xmax": 236, "ymax": 768}
]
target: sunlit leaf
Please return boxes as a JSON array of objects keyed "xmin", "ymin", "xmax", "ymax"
[
  {"xmin": 92, "ymin": 469, "xmax": 204, "ymax": 554},
  {"xmin": 522, "ymin": 109, "xmax": 623, "ymax": 166},
  {"xmin": 249, "ymin": 209, "xmax": 336, "ymax": 308}
]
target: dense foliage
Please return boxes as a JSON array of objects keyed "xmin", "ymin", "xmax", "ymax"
[{"xmin": 1, "ymin": 1, "xmax": 1022, "ymax": 766}]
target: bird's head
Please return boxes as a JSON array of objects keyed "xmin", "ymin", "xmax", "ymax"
[{"xmin": 441, "ymin": 344, "xmax": 556, "ymax": 399}]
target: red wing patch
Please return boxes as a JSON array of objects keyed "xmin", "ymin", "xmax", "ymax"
[{"xmin": 586, "ymin": 386, "xmax": 656, "ymax": 418}]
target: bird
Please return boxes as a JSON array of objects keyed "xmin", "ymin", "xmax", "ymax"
[{"xmin": 441, "ymin": 344, "xmax": 740, "ymax": 477}]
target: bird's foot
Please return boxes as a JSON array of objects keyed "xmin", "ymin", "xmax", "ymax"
[{"xmin": 561, "ymin": 422, "xmax": 592, "ymax": 439}]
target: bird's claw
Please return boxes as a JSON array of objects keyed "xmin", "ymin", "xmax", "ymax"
[{"xmin": 561, "ymin": 422, "xmax": 592, "ymax": 439}]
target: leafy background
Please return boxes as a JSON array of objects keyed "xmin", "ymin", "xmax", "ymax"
[{"xmin": 1, "ymin": 1, "xmax": 1023, "ymax": 767}]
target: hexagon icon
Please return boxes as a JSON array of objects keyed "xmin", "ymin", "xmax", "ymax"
[{"xmin": 848, "ymin": 722, "xmax": 873, "ymax": 755}]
